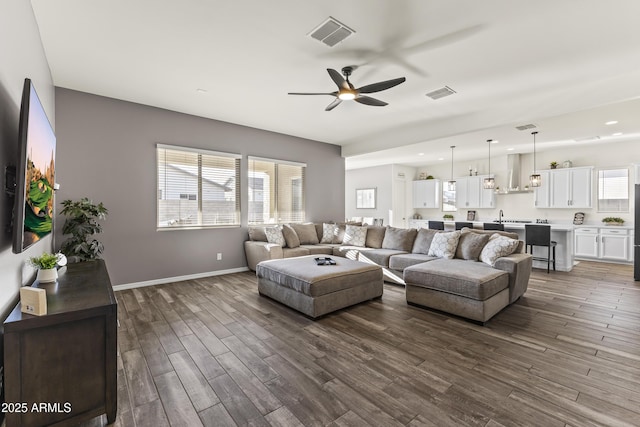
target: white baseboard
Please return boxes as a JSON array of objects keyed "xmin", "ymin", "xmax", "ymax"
[{"xmin": 113, "ymin": 267, "xmax": 250, "ymax": 291}]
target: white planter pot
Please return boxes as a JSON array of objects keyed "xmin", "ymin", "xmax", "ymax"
[{"xmin": 37, "ymin": 268, "xmax": 58, "ymax": 283}]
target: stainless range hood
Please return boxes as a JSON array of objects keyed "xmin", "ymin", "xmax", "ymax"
[{"xmin": 498, "ymin": 153, "xmax": 533, "ymax": 194}]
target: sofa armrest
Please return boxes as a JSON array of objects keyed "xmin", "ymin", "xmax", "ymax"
[
  {"xmin": 244, "ymin": 241, "xmax": 284, "ymax": 271},
  {"xmin": 493, "ymin": 253, "xmax": 533, "ymax": 303}
]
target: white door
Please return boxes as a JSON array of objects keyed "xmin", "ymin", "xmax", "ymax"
[{"xmin": 393, "ymin": 178, "xmax": 406, "ymax": 228}]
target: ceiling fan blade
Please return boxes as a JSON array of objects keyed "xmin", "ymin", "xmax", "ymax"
[
  {"xmin": 357, "ymin": 77, "xmax": 406, "ymax": 94},
  {"xmin": 325, "ymin": 98, "xmax": 342, "ymax": 111},
  {"xmin": 288, "ymin": 92, "xmax": 336, "ymax": 96},
  {"xmin": 354, "ymin": 96, "xmax": 388, "ymax": 107},
  {"xmin": 327, "ymin": 69, "xmax": 350, "ymax": 90}
]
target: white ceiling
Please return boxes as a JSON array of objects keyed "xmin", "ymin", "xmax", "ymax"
[{"xmin": 31, "ymin": 0, "xmax": 640, "ymax": 169}]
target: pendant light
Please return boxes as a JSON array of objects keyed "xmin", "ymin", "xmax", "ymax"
[
  {"xmin": 483, "ymin": 139, "xmax": 495, "ymax": 189},
  {"xmin": 446, "ymin": 145, "xmax": 456, "ymax": 191},
  {"xmin": 529, "ymin": 131, "xmax": 541, "ymax": 187}
]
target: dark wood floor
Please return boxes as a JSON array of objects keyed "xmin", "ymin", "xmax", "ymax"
[{"xmin": 88, "ymin": 261, "xmax": 640, "ymax": 426}]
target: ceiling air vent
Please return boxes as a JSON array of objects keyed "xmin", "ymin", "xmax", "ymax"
[
  {"xmin": 309, "ymin": 17, "xmax": 355, "ymax": 47},
  {"xmin": 425, "ymin": 86, "xmax": 456, "ymax": 100},
  {"xmin": 515, "ymin": 123, "xmax": 537, "ymax": 131}
]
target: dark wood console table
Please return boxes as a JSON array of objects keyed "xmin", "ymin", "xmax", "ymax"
[{"xmin": 3, "ymin": 260, "xmax": 117, "ymax": 427}]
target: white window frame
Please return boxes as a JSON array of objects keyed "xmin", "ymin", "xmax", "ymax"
[
  {"xmin": 248, "ymin": 156, "xmax": 307, "ymax": 224},
  {"xmin": 157, "ymin": 144, "xmax": 241, "ymax": 230},
  {"xmin": 597, "ymin": 167, "xmax": 629, "ymax": 213}
]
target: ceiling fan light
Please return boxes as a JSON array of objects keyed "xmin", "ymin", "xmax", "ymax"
[
  {"xmin": 483, "ymin": 177, "xmax": 495, "ymax": 189},
  {"xmin": 529, "ymin": 173, "xmax": 542, "ymax": 187},
  {"xmin": 338, "ymin": 91, "xmax": 356, "ymax": 100}
]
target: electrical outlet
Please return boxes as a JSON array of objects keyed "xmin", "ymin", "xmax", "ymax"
[{"xmin": 216, "ymin": 253, "xmax": 222, "ymax": 261}]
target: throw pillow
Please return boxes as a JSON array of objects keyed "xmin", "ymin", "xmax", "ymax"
[
  {"xmin": 382, "ymin": 226, "xmax": 418, "ymax": 252},
  {"xmin": 365, "ymin": 226, "xmax": 386, "ymax": 249},
  {"xmin": 455, "ymin": 232, "xmax": 491, "ymax": 261},
  {"xmin": 342, "ymin": 225, "xmax": 368, "ymax": 247},
  {"xmin": 291, "ymin": 223, "xmax": 319, "ymax": 245},
  {"xmin": 412, "ymin": 228, "xmax": 439, "ymax": 254},
  {"xmin": 479, "ymin": 234, "xmax": 520, "ymax": 266},
  {"xmin": 428, "ymin": 231, "xmax": 461, "ymax": 259},
  {"xmin": 332, "ymin": 223, "xmax": 347, "ymax": 244},
  {"xmin": 264, "ymin": 226, "xmax": 285, "ymax": 247},
  {"xmin": 321, "ymin": 223, "xmax": 337, "ymax": 244},
  {"xmin": 281, "ymin": 224, "xmax": 300, "ymax": 248},
  {"xmin": 248, "ymin": 226, "xmax": 267, "ymax": 242}
]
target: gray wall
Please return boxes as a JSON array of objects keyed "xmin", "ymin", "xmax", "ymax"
[
  {"xmin": 54, "ymin": 88, "xmax": 344, "ymax": 285},
  {"xmin": 0, "ymin": 1, "xmax": 55, "ymax": 316}
]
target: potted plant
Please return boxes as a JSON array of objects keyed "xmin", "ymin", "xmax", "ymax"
[
  {"xmin": 28, "ymin": 252, "xmax": 62, "ymax": 283},
  {"xmin": 443, "ymin": 214, "xmax": 454, "ymax": 220},
  {"xmin": 602, "ymin": 217, "xmax": 625, "ymax": 226},
  {"xmin": 60, "ymin": 198, "xmax": 109, "ymax": 262},
  {"xmin": 550, "ymin": 161, "xmax": 558, "ymax": 169}
]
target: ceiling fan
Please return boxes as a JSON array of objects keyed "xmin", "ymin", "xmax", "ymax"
[{"xmin": 288, "ymin": 66, "xmax": 406, "ymax": 111}]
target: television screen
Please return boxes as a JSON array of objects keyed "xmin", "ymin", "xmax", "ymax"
[{"xmin": 12, "ymin": 78, "xmax": 56, "ymax": 253}]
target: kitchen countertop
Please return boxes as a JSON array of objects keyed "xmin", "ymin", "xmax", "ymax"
[{"xmin": 408, "ymin": 219, "xmax": 634, "ymax": 232}]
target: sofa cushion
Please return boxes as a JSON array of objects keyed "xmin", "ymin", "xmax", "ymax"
[
  {"xmin": 282, "ymin": 224, "xmax": 300, "ymax": 248},
  {"xmin": 282, "ymin": 247, "xmax": 309, "ymax": 258},
  {"xmin": 358, "ymin": 249, "xmax": 407, "ymax": 268},
  {"xmin": 248, "ymin": 226, "xmax": 267, "ymax": 242},
  {"xmin": 428, "ymin": 231, "xmax": 461, "ymax": 259},
  {"xmin": 404, "ymin": 259, "xmax": 509, "ymax": 301},
  {"xmin": 480, "ymin": 234, "xmax": 520, "ymax": 266},
  {"xmin": 388, "ymin": 253, "xmax": 438, "ymax": 271},
  {"xmin": 300, "ymin": 244, "xmax": 334, "ymax": 255},
  {"xmin": 412, "ymin": 228, "xmax": 439, "ymax": 254},
  {"xmin": 455, "ymin": 231, "xmax": 490, "ymax": 261},
  {"xmin": 382, "ymin": 226, "xmax": 418, "ymax": 252},
  {"xmin": 463, "ymin": 228, "xmax": 524, "ymax": 253},
  {"xmin": 291, "ymin": 223, "xmax": 319, "ymax": 245},
  {"xmin": 265, "ymin": 226, "xmax": 285, "ymax": 246},
  {"xmin": 365, "ymin": 226, "xmax": 386, "ymax": 249},
  {"xmin": 343, "ymin": 224, "xmax": 367, "ymax": 247}
]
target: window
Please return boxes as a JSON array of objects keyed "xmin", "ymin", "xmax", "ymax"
[
  {"xmin": 598, "ymin": 168, "xmax": 629, "ymax": 212},
  {"xmin": 157, "ymin": 144, "xmax": 241, "ymax": 229},
  {"xmin": 248, "ymin": 157, "xmax": 306, "ymax": 224},
  {"xmin": 442, "ymin": 183, "xmax": 456, "ymax": 212}
]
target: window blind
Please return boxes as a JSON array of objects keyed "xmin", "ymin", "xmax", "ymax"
[
  {"xmin": 157, "ymin": 144, "xmax": 241, "ymax": 228},
  {"xmin": 248, "ymin": 157, "xmax": 306, "ymax": 224},
  {"xmin": 598, "ymin": 168, "xmax": 629, "ymax": 212}
]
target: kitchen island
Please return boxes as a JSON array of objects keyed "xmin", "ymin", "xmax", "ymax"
[{"xmin": 407, "ymin": 219, "xmax": 575, "ymax": 271}]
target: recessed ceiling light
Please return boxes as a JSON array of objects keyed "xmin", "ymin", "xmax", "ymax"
[
  {"xmin": 612, "ymin": 132, "xmax": 623, "ymax": 136},
  {"xmin": 438, "ymin": 157, "xmax": 444, "ymax": 161},
  {"xmin": 491, "ymin": 140, "xmax": 499, "ymax": 144},
  {"xmin": 196, "ymin": 88, "xmax": 208, "ymax": 93},
  {"xmin": 506, "ymin": 147, "xmax": 515, "ymax": 151},
  {"xmin": 605, "ymin": 120, "xmax": 618, "ymax": 125},
  {"xmin": 418, "ymin": 152, "xmax": 425, "ymax": 156}
]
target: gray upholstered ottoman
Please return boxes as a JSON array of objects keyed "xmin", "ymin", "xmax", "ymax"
[{"xmin": 256, "ymin": 255, "xmax": 383, "ymax": 318}]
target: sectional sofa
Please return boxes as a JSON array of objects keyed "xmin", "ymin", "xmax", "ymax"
[{"xmin": 244, "ymin": 222, "xmax": 533, "ymax": 322}]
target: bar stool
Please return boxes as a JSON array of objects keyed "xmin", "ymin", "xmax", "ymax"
[
  {"xmin": 483, "ymin": 223, "xmax": 505, "ymax": 231},
  {"xmin": 455, "ymin": 221, "xmax": 473, "ymax": 230},
  {"xmin": 525, "ymin": 224, "xmax": 556, "ymax": 273},
  {"xmin": 428, "ymin": 221, "xmax": 444, "ymax": 230}
]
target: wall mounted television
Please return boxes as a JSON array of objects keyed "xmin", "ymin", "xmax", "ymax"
[{"xmin": 12, "ymin": 78, "xmax": 56, "ymax": 253}]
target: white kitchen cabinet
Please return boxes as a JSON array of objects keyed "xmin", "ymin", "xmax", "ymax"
[
  {"xmin": 455, "ymin": 175, "xmax": 494, "ymax": 209},
  {"xmin": 412, "ymin": 179, "xmax": 440, "ymax": 209},
  {"xmin": 574, "ymin": 227, "xmax": 599, "ymax": 258},
  {"xmin": 533, "ymin": 171, "xmax": 550, "ymax": 208},
  {"xmin": 599, "ymin": 228, "xmax": 629, "ymax": 261},
  {"xmin": 537, "ymin": 167, "xmax": 593, "ymax": 208},
  {"xmin": 574, "ymin": 226, "xmax": 632, "ymax": 263}
]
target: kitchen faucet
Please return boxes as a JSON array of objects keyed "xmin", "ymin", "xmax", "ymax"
[{"xmin": 499, "ymin": 209, "xmax": 504, "ymax": 224}]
